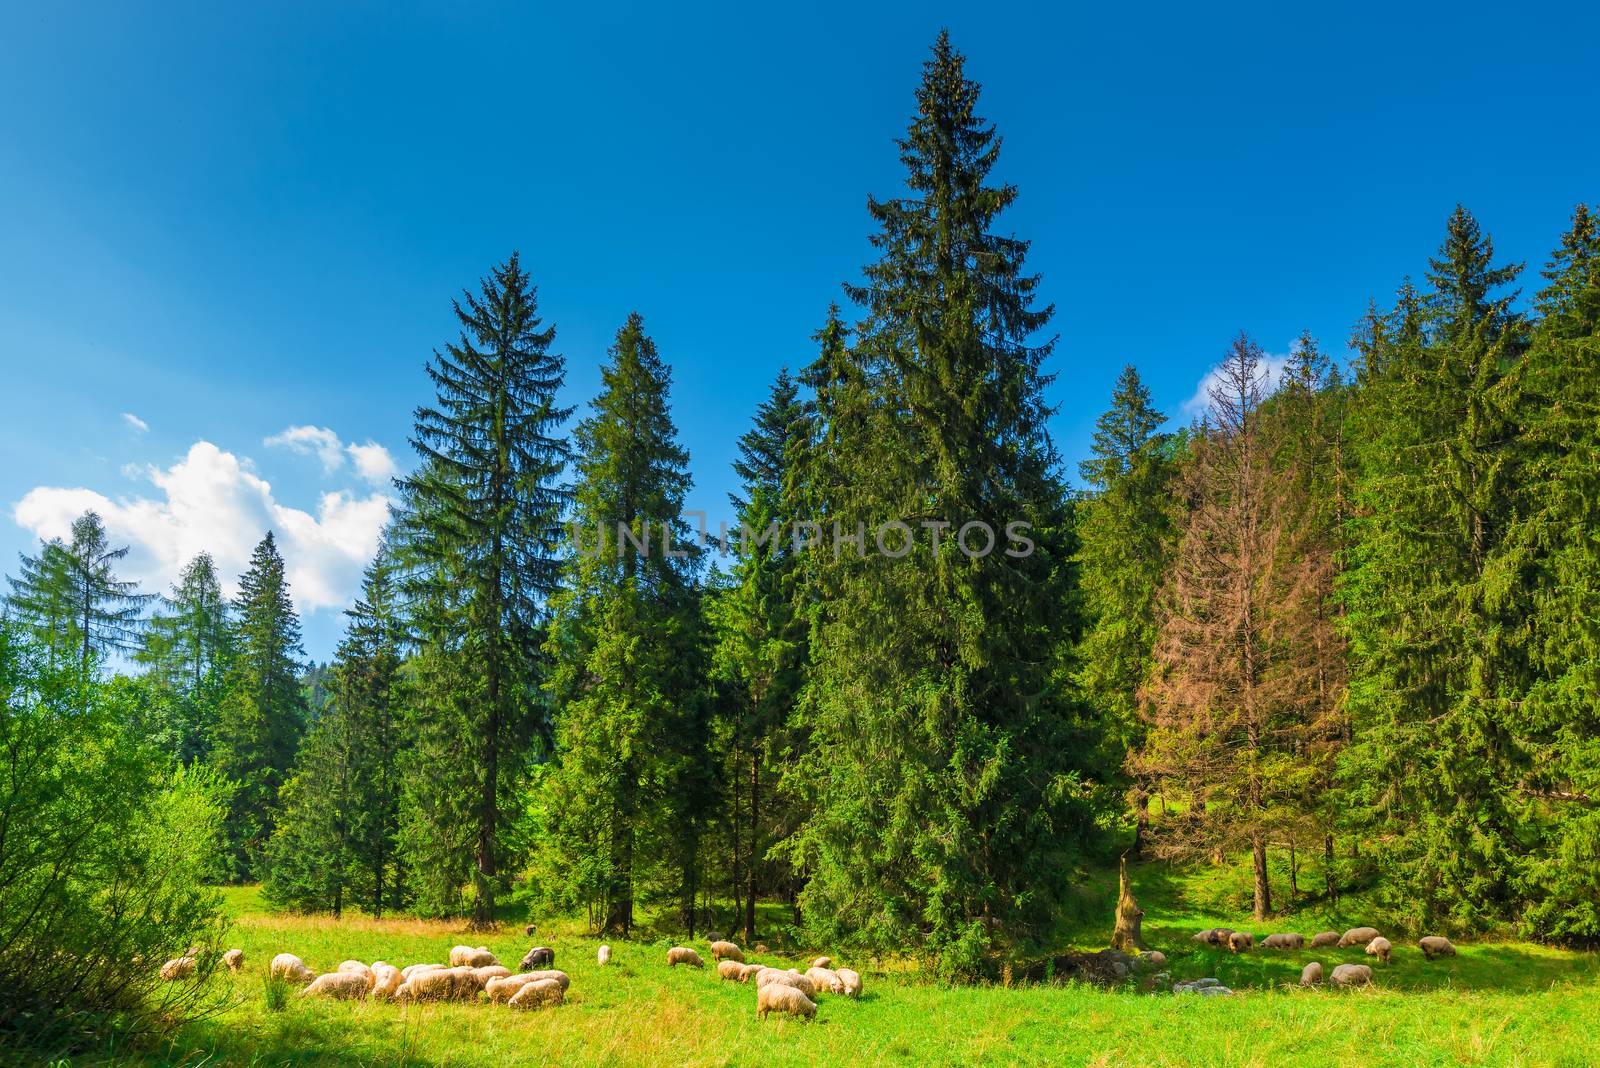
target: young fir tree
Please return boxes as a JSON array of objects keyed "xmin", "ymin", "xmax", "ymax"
[
  {"xmin": 211, "ymin": 531, "xmax": 307, "ymax": 880},
  {"xmin": 1074, "ymin": 365, "xmax": 1176, "ymax": 855},
  {"xmin": 707, "ymin": 369, "xmax": 808, "ymax": 942},
  {"xmin": 265, "ymin": 545, "xmax": 409, "ymax": 915},
  {"xmin": 395, "ymin": 253, "xmax": 571, "ymax": 925},
  {"xmin": 136, "ymin": 552, "xmax": 233, "ymax": 764},
  {"xmin": 537, "ymin": 313, "xmax": 709, "ymax": 937},
  {"xmin": 8, "ymin": 511, "xmax": 148, "ymax": 673},
  {"xmin": 1340, "ymin": 206, "xmax": 1531, "ymax": 927},
  {"xmin": 1507, "ymin": 203, "xmax": 1600, "ymax": 940},
  {"xmin": 794, "ymin": 33, "xmax": 1102, "ymax": 977}
]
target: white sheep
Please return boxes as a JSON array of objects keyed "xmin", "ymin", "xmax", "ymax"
[
  {"xmin": 270, "ymin": 953, "xmax": 315, "ymax": 984},
  {"xmin": 835, "ymin": 967, "xmax": 862, "ymax": 998},
  {"xmin": 1419, "ymin": 935, "xmax": 1457, "ymax": 960},
  {"xmin": 1331, "ymin": 963, "xmax": 1373, "ymax": 987},
  {"xmin": 371, "ymin": 963, "xmax": 402, "ymax": 999},
  {"xmin": 717, "ymin": 959, "xmax": 745, "ymax": 981},
  {"xmin": 1337, "ymin": 927, "xmax": 1380, "ymax": 948},
  {"xmin": 159, "ymin": 956, "xmax": 196, "ymax": 981},
  {"xmin": 451, "ymin": 945, "xmax": 500, "ymax": 969},
  {"xmin": 302, "ymin": 971, "xmax": 370, "ymax": 1000},
  {"xmin": 805, "ymin": 966, "xmax": 844, "ymax": 995},
  {"xmin": 710, "ymin": 940, "xmax": 744, "ymax": 963},
  {"xmin": 1365, "ymin": 936, "xmax": 1393, "ymax": 964},
  {"xmin": 507, "ymin": 977, "xmax": 564, "ymax": 1010},
  {"xmin": 756, "ymin": 982, "xmax": 817, "ymax": 1021},
  {"xmin": 755, "ymin": 968, "xmax": 816, "ymax": 999},
  {"xmin": 1299, "ymin": 961, "xmax": 1323, "ymax": 987},
  {"xmin": 598, "ymin": 944, "xmax": 612, "ymax": 966},
  {"xmin": 810, "ymin": 956, "xmax": 832, "ymax": 969},
  {"xmin": 222, "ymin": 949, "xmax": 245, "ymax": 971},
  {"xmin": 667, "ymin": 946, "xmax": 704, "ymax": 968}
]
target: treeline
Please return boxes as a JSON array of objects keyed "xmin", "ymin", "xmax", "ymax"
[{"xmin": 7, "ymin": 31, "xmax": 1599, "ymax": 980}]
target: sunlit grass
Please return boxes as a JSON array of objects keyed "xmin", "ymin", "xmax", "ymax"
[{"xmin": 59, "ymin": 880, "xmax": 1600, "ymax": 1068}]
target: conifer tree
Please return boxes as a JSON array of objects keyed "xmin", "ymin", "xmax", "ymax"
[
  {"xmin": 537, "ymin": 313, "xmax": 709, "ymax": 936},
  {"xmin": 708, "ymin": 370, "xmax": 808, "ymax": 942},
  {"xmin": 794, "ymin": 33, "xmax": 1102, "ymax": 976},
  {"xmin": 1074, "ymin": 365, "xmax": 1176, "ymax": 855},
  {"xmin": 137, "ymin": 553, "xmax": 233, "ymax": 763},
  {"xmin": 1340, "ymin": 207, "xmax": 1530, "ymax": 926},
  {"xmin": 395, "ymin": 252, "xmax": 571, "ymax": 925},
  {"xmin": 1507, "ymin": 203, "xmax": 1600, "ymax": 939},
  {"xmin": 211, "ymin": 532, "xmax": 307, "ymax": 879},
  {"xmin": 265, "ymin": 545, "xmax": 408, "ymax": 915},
  {"xmin": 7, "ymin": 511, "xmax": 148, "ymax": 673}
]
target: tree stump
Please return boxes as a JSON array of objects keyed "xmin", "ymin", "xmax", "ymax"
[{"xmin": 1110, "ymin": 855, "xmax": 1145, "ymax": 952}]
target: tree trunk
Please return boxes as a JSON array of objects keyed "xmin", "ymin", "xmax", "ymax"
[
  {"xmin": 1110, "ymin": 855, "xmax": 1145, "ymax": 951},
  {"xmin": 1288, "ymin": 842, "xmax": 1299, "ymax": 901},
  {"xmin": 1251, "ymin": 834, "xmax": 1271, "ymax": 920},
  {"xmin": 745, "ymin": 747, "xmax": 759, "ymax": 944},
  {"xmin": 1324, "ymin": 833, "xmax": 1338, "ymax": 906},
  {"xmin": 474, "ymin": 664, "xmax": 500, "ymax": 929},
  {"xmin": 1132, "ymin": 787, "xmax": 1149, "ymax": 860}
]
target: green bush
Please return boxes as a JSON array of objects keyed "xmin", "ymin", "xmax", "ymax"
[{"xmin": 0, "ymin": 625, "xmax": 231, "ymax": 1055}]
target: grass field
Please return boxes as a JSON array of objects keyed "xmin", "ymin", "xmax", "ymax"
[{"xmin": 62, "ymin": 867, "xmax": 1600, "ymax": 1068}]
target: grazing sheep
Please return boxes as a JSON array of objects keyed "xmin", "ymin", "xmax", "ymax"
[
  {"xmin": 756, "ymin": 982, "xmax": 817, "ymax": 1021},
  {"xmin": 598, "ymin": 945, "xmax": 612, "ymax": 966},
  {"xmin": 755, "ymin": 969, "xmax": 816, "ymax": 999},
  {"xmin": 401, "ymin": 963, "xmax": 444, "ymax": 980},
  {"xmin": 1337, "ymin": 927, "xmax": 1380, "ymax": 948},
  {"xmin": 1419, "ymin": 936, "xmax": 1457, "ymax": 960},
  {"xmin": 507, "ymin": 977, "xmax": 565, "ymax": 1011},
  {"xmin": 755, "ymin": 944, "xmax": 770, "ymax": 955},
  {"xmin": 1192, "ymin": 928, "xmax": 1235, "ymax": 946},
  {"xmin": 520, "ymin": 946, "xmax": 556, "ymax": 970},
  {"xmin": 1365, "ymin": 936, "xmax": 1393, "ymax": 964},
  {"xmin": 302, "ymin": 971, "xmax": 371, "ymax": 1000},
  {"xmin": 835, "ymin": 967, "xmax": 862, "ymax": 998},
  {"xmin": 1300, "ymin": 961, "xmax": 1323, "ymax": 987},
  {"xmin": 371, "ymin": 963, "xmax": 402, "ymax": 999},
  {"xmin": 159, "ymin": 956, "xmax": 196, "ymax": 981},
  {"xmin": 525, "ymin": 924, "xmax": 537, "ymax": 936},
  {"xmin": 522, "ymin": 969, "xmax": 570, "ymax": 992},
  {"xmin": 337, "ymin": 961, "xmax": 376, "ymax": 989},
  {"xmin": 223, "ymin": 949, "xmax": 245, "ymax": 971},
  {"xmin": 1261, "ymin": 933, "xmax": 1305, "ymax": 950},
  {"xmin": 737, "ymin": 962, "xmax": 765, "ymax": 982},
  {"xmin": 1227, "ymin": 931, "xmax": 1255, "ymax": 953},
  {"xmin": 718, "ymin": 959, "xmax": 746, "ymax": 981},
  {"xmin": 270, "ymin": 953, "xmax": 314, "ymax": 984},
  {"xmin": 710, "ymin": 941, "xmax": 744, "ymax": 963},
  {"xmin": 805, "ymin": 967, "xmax": 844, "ymax": 995},
  {"xmin": 395, "ymin": 966, "xmax": 475, "ymax": 1002},
  {"xmin": 667, "ymin": 947, "xmax": 705, "ymax": 968},
  {"xmin": 1310, "ymin": 931, "xmax": 1341, "ymax": 948},
  {"xmin": 485, "ymin": 974, "xmax": 537, "ymax": 1003},
  {"xmin": 473, "ymin": 965, "xmax": 512, "ymax": 985},
  {"xmin": 1143, "ymin": 951, "xmax": 1168, "ymax": 967},
  {"xmin": 450, "ymin": 946, "xmax": 499, "ymax": 969},
  {"xmin": 810, "ymin": 956, "xmax": 832, "ymax": 969},
  {"xmin": 1331, "ymin": 963, "xmax": 1373, "ymax": 987}
]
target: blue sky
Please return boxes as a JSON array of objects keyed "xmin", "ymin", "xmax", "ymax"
[{"xmin": 3, "ymin": 1, "xmax": 1597, "ymax": 659}]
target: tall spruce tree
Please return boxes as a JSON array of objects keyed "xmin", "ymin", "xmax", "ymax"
[
  {"xmin": 137, "ymin": 552, "xmax": 233, "ymax": 763},
  {"xmin": 395, "ymin": 252, "xmax": 571, "ymax": 925},
  {"xmin": 212, "ymin": 532, "xmax": 307, "ymax": 880},
  {"xmin": 707, "ymin": 370, "xmax": 808, "ymax": 942},
  {"xmin": 794, "ymin": 32, "xmax": 1103, "ymax": 976},
  {"xmin": 537, "ymin": 313, "xmax": 709, "ymax": 936},
  {"xmin": 265, "ymin": 544, "xmax": 408, "ymax": 915},
  {"xmin": 1074, "ymin": 365, "xmax": 1176, "ymax": 855},
  {"xmin": 1340, "ymin": 206, "xmax": 1531, "ymax": 927},
  {"xmin": 1507, "ymin": 203, "xmax": 1600, "ymax": 939}
]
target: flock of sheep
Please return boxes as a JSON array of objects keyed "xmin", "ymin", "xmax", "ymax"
[
  {"xmin": 157, "ymin": 937, "xmax": 862, "ymax": 1021},
  {"xmin": 1192, "ymin": 925, "xmax": 1458, "ymax": 989}
]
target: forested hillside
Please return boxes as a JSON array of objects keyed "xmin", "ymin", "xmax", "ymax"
[{"xmin": 5, "ymin": 36, "xmax": 1598, "ymax": 1045}]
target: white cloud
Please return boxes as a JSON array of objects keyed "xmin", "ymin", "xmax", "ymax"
[
  {"xmin": 13, "ymin": 441, "xmax": 391, "ymax": 614},
  {"xmin": 122, "ymin": 412, "xmax": 149, "ymax": 434},
  {"xmin": 265, "ymin": 425, "xmax": 399, "ymax": 485},
  {"xmin": 264, "ymin": 424, "xmax": 346, "ymax": 473},
  {"xmin": 1181, "ymin": 348, "xmax": 1295, "ymax": 419},
  {"xmin": 346, "ymin": 441, "xmax": 398, "ymax": 485}
]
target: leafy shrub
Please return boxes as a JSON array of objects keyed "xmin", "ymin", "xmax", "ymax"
[{"xmin": 0, "ymin": 625, "xmax": 230, "ymax": 1054}]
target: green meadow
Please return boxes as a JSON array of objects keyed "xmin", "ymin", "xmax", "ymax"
[{"xmin": 62, "ymin": 871, "xmax": 1600, "ymax": 1068}]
